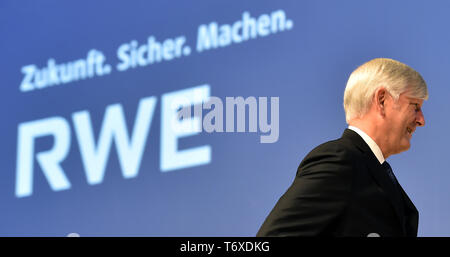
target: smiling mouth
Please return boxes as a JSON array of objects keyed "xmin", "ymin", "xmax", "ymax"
[{"xmin": 406, "ymin": 127, "xmax": 414, "ymax": 135}]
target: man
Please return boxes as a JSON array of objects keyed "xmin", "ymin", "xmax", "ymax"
[{"xmin": 257, "ymin": 58, "xmax": 428, "ymax": 237}]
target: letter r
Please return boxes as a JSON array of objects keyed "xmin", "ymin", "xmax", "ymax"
[{"xmin": 16, "ymin": 117, "xmax": 71, "ymax": 198}]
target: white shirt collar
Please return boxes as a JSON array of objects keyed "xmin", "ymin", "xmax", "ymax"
[{"xmin": 348, "ymin": 126, "xmax": 385, "ymax": 164}]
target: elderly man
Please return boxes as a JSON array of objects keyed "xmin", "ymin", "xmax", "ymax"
[{"xmin": 257, "ymin": 58, "xmax": 428, "ymax": 237}]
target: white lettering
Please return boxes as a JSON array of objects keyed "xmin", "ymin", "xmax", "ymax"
[
  {"xmin": 160, "ymin": 85, "xmax": 212, "ymax": 172},
  {"xmin": 16, "ymin": 117, "xmax": 71, "ymax": 198},
  {"xmin": 72, "ymin": 96, "xmax": 157, "ymax": 185},
  {"xmin": 19, "ymin": 49, "xmax": 109, "ymax": 92},
  {"xmin": 116, "ymin": 36, "xmax": 188, "ymax": 71},
  {"xmin": 20, "ymin": 65, "xmax": 36, "ymax": 92},
  {"xmin": 196, "ymin": 10, "xmax": 292, "ymax": 53}
]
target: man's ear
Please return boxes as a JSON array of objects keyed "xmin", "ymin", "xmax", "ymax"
[{"xmin": 375, "ymin": 87, "xmax": 387, "ymax": 116}]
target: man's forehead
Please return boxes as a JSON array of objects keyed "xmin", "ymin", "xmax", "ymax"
[
  {"xmin": 400, "ymin": 91, "xmax": 425, "ymax": 102},
  {"xmin": 403, "ymin": 95, "xmax": 424, "ymax": 106}
]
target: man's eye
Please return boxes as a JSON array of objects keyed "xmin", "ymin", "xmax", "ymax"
[{"xmin": 410, "ymin": 103, "xmax": 420, "ymax": 112}]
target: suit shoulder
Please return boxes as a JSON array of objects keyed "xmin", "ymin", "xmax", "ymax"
[
  {"xmin": 308, "ymin": 136, "xmax": 362, "ymax": 160},
  {"xmin": 297, "ymin": 136, "xmax": 362, "ymax": 176}
]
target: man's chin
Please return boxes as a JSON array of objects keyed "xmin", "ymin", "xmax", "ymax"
[
  {"xmin": 399, "ymin": 141, "xmax": 411, "ymax": 153},
  {"xmin": 392, "ymin": 140, "xmax": 411, "ymax": 155}
]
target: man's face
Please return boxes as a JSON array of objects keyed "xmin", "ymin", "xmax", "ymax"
[{"xmin": 384, "ymin": 91, "xmax": 425, "ymax": 155}]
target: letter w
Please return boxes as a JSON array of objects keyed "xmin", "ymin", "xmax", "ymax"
[{"xmin": 72, "ymin": 97, "xmax": 157, "ymax": 185}]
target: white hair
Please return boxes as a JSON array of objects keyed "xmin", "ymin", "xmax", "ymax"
[{"xmin": 343, "ymin": 58, "xmax": 428, "ymax": 123}]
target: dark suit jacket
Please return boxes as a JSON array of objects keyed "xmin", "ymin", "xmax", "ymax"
[{"xmin": 257, "ymin": 129, "xmax": 418, "ymax": 237}]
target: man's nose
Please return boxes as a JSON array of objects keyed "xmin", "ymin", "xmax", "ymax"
[{"xmin": 416, "ymin": 110, "xmax": 425, "ymax": 127}]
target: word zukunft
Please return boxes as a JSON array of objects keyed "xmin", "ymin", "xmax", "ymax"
[
  {"xmin": 20, "ymin": 49, "xmax": 110, "ymax": 92},
  {"xmin": 15, "ymin": 85, "xmax": 279, "ymax": 198}
]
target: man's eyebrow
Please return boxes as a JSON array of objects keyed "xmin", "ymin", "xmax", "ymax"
[
  {"xmin": 409, "ymin": 102, "xmax": 422, "ymax": 110},
  {"xmin": 408, "ymin": 98, "xmax": 423, "ymax": 105}
]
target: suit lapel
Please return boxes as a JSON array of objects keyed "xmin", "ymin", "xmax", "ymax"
[
  {"xmin": 341, "ymin": 129, "xmax": 407, "ymax": 232},
  {"xmin": 365, "ymin": 158, "xmax": 406, "ymax": 229}
]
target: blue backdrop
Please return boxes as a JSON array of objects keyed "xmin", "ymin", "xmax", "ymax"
[{"xmin": 0, "ymin": 0, "xmax": 448, "ymax": 236}]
